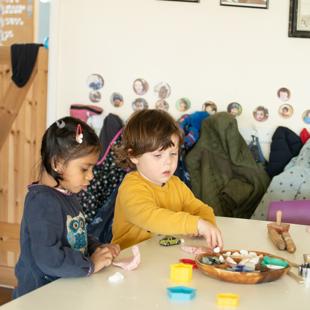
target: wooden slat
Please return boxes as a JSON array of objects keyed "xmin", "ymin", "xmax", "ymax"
[
  {"xmin": 0, "ymin": 47, "xmax": 11, "ymax": 65},
  {"xmin": 0, "ymin": 222, "xmax": 20, "ymax": 258},
  {"xmin": 0, "ymin": 69, "xmax": 38, "ymax": 150},
  {"xmin": 0, "ymin": 65, "xmax": 11, "ymax": 100},
  {"xmin": 0, "ymin": 143, "xmax": 9, "ymax": 222},
  {"xmin": 32, "ymin": 45, "xmax": 48, "ymax": 180},
  {"xmin": 15, "ymin": 109, "xmax": 26, "ymax": 222},
  {"xmin": 0, "ymin": 240, "xmax": 19, "ymax": 254},
  {"xmin": 7, "ymin": 134, "xmax": 14, "ymax": 223},
  {"xmin": 0, "ymin": 222, "xmax": 20, "ymax": 239},
  {"xmin": 0, "ymin": 47, "xmax": 48, "ymax": 151},
  {"xmin": 0, "ymin": 46, "xmax": 47, "ymax": 287},
  {"xmin": 0, "ymin": 266, "xmax": 17, "ymax": 288}
]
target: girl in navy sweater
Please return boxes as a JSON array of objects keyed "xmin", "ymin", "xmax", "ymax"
[{"xmin": 14, "ymin": 117, "xmax": 120, "ymax": 298}]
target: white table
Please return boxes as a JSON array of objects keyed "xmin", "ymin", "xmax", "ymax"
[{"xmin": 2, "ymin": 217, "xmax": 310, "ymax": 310}]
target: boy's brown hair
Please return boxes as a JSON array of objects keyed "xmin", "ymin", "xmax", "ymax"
[{"xmin": 115, "ymin": 109, "xmax": 183, "ymax": 169}]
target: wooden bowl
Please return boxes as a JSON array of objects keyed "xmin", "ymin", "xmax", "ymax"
[{"xmin": 195, "ymin": 250, "xmax": 289, "ymax": 284}]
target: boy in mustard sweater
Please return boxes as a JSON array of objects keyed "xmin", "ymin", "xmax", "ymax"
[{"xmin": 112, "ymin": 109, "xmax": 223, "ymax": 250}]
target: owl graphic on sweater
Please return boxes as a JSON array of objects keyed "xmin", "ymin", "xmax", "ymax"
[{"xmin": 66, "ymin": 212, "xmax": 87, "ymax": 254}]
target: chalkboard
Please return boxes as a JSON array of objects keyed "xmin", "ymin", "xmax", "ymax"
[{"xmin": 0, "ymin": 0, "xmax": 34, "ymax": 46}]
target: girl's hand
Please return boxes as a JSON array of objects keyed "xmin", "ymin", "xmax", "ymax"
[
  {"xmin": 91, "ymin": 247, "xmax": 113, "ymax": 273},
  {"xmin": 99, "ymin": 243, "xmax": 120, "ymax": 258},
  {"xmin": 197, "ymin": 219, "xmax": 223, "ymax": 250}
]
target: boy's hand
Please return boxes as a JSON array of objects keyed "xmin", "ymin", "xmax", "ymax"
[
  {"xmin": 99, "ymin": 243, "xmax": 120, "ymax": 258},
  {"xmin": 91, "ymin": 247, "xmax": 113, "ymax": 273},
  {"xmin": 197, "ymin": 219, "xmax": 223, "ymax": 250}
]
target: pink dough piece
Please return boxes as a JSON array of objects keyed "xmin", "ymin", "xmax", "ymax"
[
  {"xmin": 181, "ymin": 245, "xmax": 210, "ymax": 255},
  {"xmin": 112, "ymin": 245, "xmax": 141, "ymax": 271}
]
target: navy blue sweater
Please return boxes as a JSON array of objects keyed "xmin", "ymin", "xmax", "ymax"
[{"xmin": 14, "ymin": 184, "xmax": 101, "ymax": 298}]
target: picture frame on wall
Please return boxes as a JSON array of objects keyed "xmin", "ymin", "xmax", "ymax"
[
  {"xmin": 220, "ymin": 0, "xmax": 268, "ymax": 9},
  {"xmin": 289, "ymin": 0, "xmax": 310, "ymax": 38}
]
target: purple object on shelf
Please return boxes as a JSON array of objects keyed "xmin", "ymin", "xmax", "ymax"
[{"xmin": 267, "ymin": 200, "xmax": 310, "ymax": 225}]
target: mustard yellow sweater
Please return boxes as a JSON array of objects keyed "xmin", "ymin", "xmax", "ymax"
[{"xmin": 112, "ymin": 171, "xmax": 216, "ymax": 249}]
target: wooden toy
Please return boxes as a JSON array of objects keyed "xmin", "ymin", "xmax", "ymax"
[
  {"xmin": 195, "ymin": 250, "xmax": 289, "ymax": 284},
  {"xmin": 268, "ymin": 210, "xmax": 290, "ymax": 232},
  {"xmin": 267, "ymin": 210, "xmax": 296, "ymax": 253},
  {"xmin": 282, "ymin": 231, "xmax": 296, "ymax": 253},
  {"xmin": 267, "ymin": 227, "xmax": 286, "ymax": 250},
  {"xmin": 287, "ymin": 270, "xmax": 304, "ymax": 284}
]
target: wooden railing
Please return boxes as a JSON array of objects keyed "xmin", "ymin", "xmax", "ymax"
[
  {"xmin": 0, "ymin": 46, "xmax": 48, "ymax": 287},
  {"xmin": 0, "ymin": 222, "xmax": 20, "ymax": 287}
]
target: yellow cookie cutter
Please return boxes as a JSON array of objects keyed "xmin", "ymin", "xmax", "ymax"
[
  {"xmin": 216, "ymin": 293, "xmax": 240, "ymax": 307},
  {"xmin": 170, "ymin": 263, "xmax": 193, "ymax": 282}
]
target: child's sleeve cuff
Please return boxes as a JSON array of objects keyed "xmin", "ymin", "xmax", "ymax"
[{"xmin": 87, "ymin": 261, "xmax": 94, "ymax": 276}]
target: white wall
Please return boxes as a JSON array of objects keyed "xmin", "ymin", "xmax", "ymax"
[{"xmin": 48, "ymin": 0, "xmax": 310, "ymax": 156}]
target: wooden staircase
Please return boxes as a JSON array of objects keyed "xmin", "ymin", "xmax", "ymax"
[{"xmin": 0, "ymin": 46, "xmax": 48, "ymax": 287}]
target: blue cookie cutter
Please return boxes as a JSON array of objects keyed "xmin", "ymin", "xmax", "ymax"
[{"xmin": 167, "ymin": 286, "xmax": 196, "ymax": 301}]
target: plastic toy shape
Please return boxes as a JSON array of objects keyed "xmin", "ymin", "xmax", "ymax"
[
  {"xmin": 179, "ymin": 258, "xmax": 197, "ymax": 269},
  {"xmin": 112, "ymin": 245, "xmax": 141, "ymax": 271},
  {"xmin": 159, "ymin": 235, "xmax": 181, "ymax": 247},
  {"xmin": 108, "ymin": 272, "xmax": 124, "ymax": 283},
  {"xmin": 181, "ymin": 244, "xmax": 210, "ymax": 255},
  {"xmin": 167, "ymin": 286, "xmax": 196, "ymax": 301},
  {"xmin": 262, "ymin": 256, "xmax": 288, "ymax": 268},
  {"xmin": 170, "ymin": 263, "xmax": 193, "ymax": 282},
  {"xmin": 216, "ymin": 293, "xmax": 240, "ymax": 307}
]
